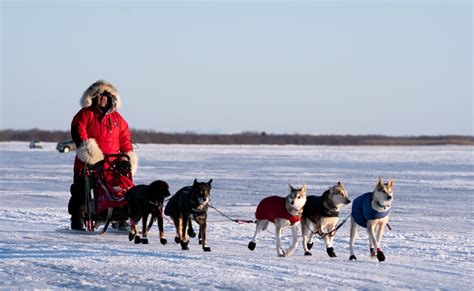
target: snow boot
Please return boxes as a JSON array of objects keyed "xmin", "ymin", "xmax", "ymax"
[{"xmin": 71, "ymin": 218, "xmax": 85, "ymax": 231}]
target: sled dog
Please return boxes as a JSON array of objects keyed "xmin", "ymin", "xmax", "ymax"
[
  {"xmin": 301, "ymin": 182, "xmax": 351, "ymax": 257},
  {"xmin": 349, "ymin": 178, "xmax": 394, "ymax": 262},
  {"xmin": 164, "ymin": 179, "xmax": 213, "ymax": 252},
  {"xmin": 248, "ymin": 184, "xmax": 307, "ymax": 257},
  {"xmin": 125, "ymin": 180, "xmax": 170, "ymax": 244}
]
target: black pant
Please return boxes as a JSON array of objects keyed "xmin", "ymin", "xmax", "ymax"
[{"xmin": 68, "ymin": 173, "xmax": 87, "ymax": 221}]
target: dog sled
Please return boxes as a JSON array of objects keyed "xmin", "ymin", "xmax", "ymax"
[{"xmin": 83, "ymin": 153, "xmax": 134, "ymax": 233}]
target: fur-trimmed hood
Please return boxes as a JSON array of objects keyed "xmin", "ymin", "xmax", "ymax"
[{"xmin": 80, "ymin": 80, "xmax": 121, "ymax": 113}]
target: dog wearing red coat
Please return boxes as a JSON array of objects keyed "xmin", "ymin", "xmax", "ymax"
[{"xmin": 248, "ymin": 184, "xmax": 307, "ymax": 257}]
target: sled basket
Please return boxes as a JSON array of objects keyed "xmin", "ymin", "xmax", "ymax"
[{"xmin": 85, "ymin": 154, "xmax": 134, "ymax": 215}]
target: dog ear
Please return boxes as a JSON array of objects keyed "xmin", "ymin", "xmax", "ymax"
[
  {"xmin": 337, "ymin": 181, "xmax": 347, "ymax": 191},
  {"xmin": 207, "ymin": 179, "xmax": 213, "ymax": 187},
  {"xmin": 376, "ymin": 177, "xmax": 384, "ymax": 189},
  {"xmin": 387, "ymin": 179, "xmax": 395, "ymax": 188},
  {"xmin": 193, "ymin": 178, "xmax": 198, "ymax": 186},
  {"xmin": 288, "ymin": 184, "xmax": 294, "ymax": 193},
  {"xmin": 301, "ymin": 183, "xmax": 307, "ymax": 195}
]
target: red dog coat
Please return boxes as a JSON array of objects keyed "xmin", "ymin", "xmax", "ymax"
[{"xmin": 255, "ymin": 196, "xmax": 301, "ymax": 225}]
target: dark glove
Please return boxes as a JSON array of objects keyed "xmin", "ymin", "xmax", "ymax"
[{"xmin": 115, "ymin": 159, "xmax": 132, "ymax": 174}]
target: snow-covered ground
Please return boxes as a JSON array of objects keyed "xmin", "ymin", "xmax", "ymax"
[{"xmin": 0, "ymin": 142, "xmax": 472, "ymax": 289}]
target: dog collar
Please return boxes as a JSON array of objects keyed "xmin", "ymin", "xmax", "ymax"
[
  {"xmin": 286, "ymin": 205, "xmax": 302, "ymax": 216},
  {"xmin": 323, "ymin": 200, "xmax": 338, "ymax": 212},
  {"xmin": 375, "ymin": 200, "xmax": 390, "ymax": 211},
  {"xmin": 327, "ymin": 199, "xmax": 336, "ymax": 210}
]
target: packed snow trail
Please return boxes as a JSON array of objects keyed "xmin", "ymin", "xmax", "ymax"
[{"xmin": 0, "ymin": 142, "xmax": 472, "ymax": 289}]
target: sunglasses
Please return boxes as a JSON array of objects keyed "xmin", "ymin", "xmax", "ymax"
[{"xmin": 99, "ymin": 91, "xmax": 113, "ymax": 98}]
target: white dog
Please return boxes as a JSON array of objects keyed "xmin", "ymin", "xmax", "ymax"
[
  {"xmin": 248, "ymin": 184, "xmax": 307, "ymax": 257},
  {"xmin": 349, "ymin": 178, "xmax": 394, "ymax": 262}
]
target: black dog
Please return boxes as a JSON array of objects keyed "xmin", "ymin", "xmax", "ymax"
[
  {"xmin": 164, "ymin": 179, "xmax": 212, "ymax": 252},
  {"xmin": 125, "ymin": 180, "xmax": 170, "ymax": 244}
]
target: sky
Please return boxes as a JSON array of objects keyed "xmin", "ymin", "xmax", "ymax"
[{"xmin": 1, "ymin": 0, "xmax": 472, "ymax": 136}]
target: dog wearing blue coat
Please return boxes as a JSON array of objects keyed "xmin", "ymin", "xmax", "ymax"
[{"xmin": 349, "ymin": 178, "xmax": 394, "ymax": 262}]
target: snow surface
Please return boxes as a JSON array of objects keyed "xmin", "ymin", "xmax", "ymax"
[{"xmin": 0, "ymin": 142, "xmax": 472, "ymax": 289}]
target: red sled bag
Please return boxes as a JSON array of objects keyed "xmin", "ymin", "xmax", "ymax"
[{"xmin": 91, "ymin": 156, "xmax": 135, "ymax": 214}]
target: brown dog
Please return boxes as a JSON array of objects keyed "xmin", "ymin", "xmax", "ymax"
[{"xmin": 164, "ymin": 179, "xmax": 213, "ymax": 252}]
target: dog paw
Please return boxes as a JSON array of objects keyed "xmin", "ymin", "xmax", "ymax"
[
  {"xmin": 327, "ymin": 247, "xmax": 337, "ymax": 257},
  {"xmin": 370, "ymin": 247, "xmax": 376, "ymax": 257},
  {"xmin": 248, "ymin": 241, "xmax": 256, "ymax": 251},
  {"xmin": 306, "ymin": 242, "xmax": 314, "ymax": 250},
  {"xmin": 377, "ymin": 250, "xmax": 385, "ymax": 262},
  {"xmin": 285, "ymin": 250, "xmax": 295, "ymax": 257},
  {"xmin": 128, "ymin": 232, "xmax": 136, "ymax": 242},
  {"xmin": 349, "ymin": 255, "xmax": 357, "ymax": 261},
  {"xmin": 141, "ymin": 238, "xmax": 149, "ymax": 244},
  {"xmin": 188, "ymin": 229, "xmax": 196, "ymax": 238},
  {"xmin": 304, "ymin": 251, "xmax": 312, "ymax": 256},
  {"xmin": 174, "ymin": 236, "xmax": 180, "ymax": 244},
  {"xmin": 134, "ymin": 235, "xmax": 141, "ymax": 244},
  {"xmin": 203, "ymin": 246, "xmax": 211, "ymax": 252},
  {"xmin": 160, "ymin": 238, "xmax": 168, "ymax": 245},
  {"xmin": 180, "ymin": 241, "xmax": 189, "ymax": 250},
  {"xmin": 278, "ymin": 253, "xmax": 285, "ymax": 257}
]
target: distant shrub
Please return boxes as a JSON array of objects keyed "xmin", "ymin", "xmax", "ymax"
[{"xmin": 0, "ymin": 129, "xmax": 472, "ymax": 146}]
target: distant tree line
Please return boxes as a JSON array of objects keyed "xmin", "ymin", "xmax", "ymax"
[
  {"xmin": 0, "ymin": 129, "xmax": 71, "ymax": 142},
  {"xmin": 0, "ymin": 129, "xmax": 473, "ymax": 146}
]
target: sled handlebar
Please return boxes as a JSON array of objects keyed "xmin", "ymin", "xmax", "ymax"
[
  {"xmin": 103, "ymin": 153, "xmax": 130, "ymax": 161},
  {"xmin": 84, "ymin": 153, "xmax": 131, "ymax": 175}
]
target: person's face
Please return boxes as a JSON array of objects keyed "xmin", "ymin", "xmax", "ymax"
[{"xmin": 97, "ymin": 94, "xmax": 109, "ymax": 108}]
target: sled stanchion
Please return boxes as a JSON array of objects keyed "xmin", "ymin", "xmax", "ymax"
[
  {"xmin": 84, "ymin": 166, "xmax": 94, "ymax": 232},
  {"xmin": 208, "ymin": 205, "xmax": 256, "ymax": 224}
]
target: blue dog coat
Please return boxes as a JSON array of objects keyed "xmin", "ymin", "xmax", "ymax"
[{"xmin": 352, "ymin": 192, "xmax": 390, "ymax": 228}]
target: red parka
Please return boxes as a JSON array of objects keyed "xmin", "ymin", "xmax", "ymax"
[{"xmin": 72, "ymin": 80, "xmax": 133, "ymax": 174}]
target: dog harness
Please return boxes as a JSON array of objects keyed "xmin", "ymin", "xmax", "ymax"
[
  {"xmin": 352, "ymin": 192, "xmax": 390, "ymax": 228},
  {"xmin": 255, "ymin": 196, "xmax": 301, "ymax": 225},
  {"xmin": 303, "ymin": 193, "xmax": 339, "ymax": 222}
]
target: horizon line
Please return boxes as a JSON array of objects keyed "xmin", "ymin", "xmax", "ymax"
[{"xmin": 0, "ymin": 128, "xmax": 472, "ymax": 138}]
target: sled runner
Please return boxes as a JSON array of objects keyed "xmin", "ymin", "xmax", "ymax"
[{"xmin": 83, "ymin": 153, "xmax": 134, "ymax": 233}]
